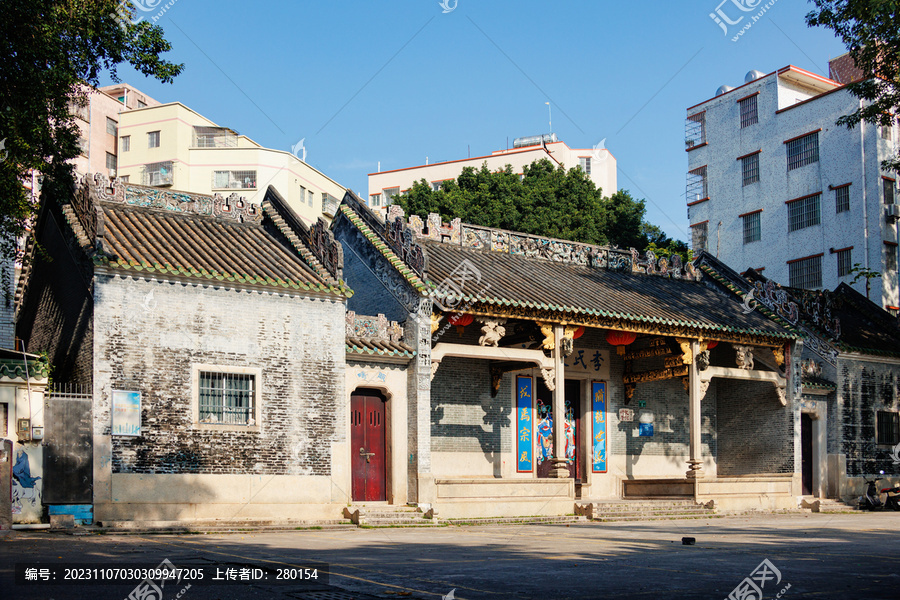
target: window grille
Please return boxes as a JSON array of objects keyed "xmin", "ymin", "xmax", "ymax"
[
  {"xmin": 148, "ymin": 130, "xmax": 161, "ymax": 149},
  {"xmin": 739, "ymin": 95, "xmax": 758, "ymax": 128},
  {"xmin": 836, "ymin": 248, "xmax": 852, "ymax": 277},
  {"xmin": 886, "ymin": 243, "xmax": 898, "ymax": 273},
  {"xmin": 193, "ymin": 126, "xmax": 238, "ymax": 148},
  {"xmin": 70, "ymin": 99, "xmax": 90, "ymax": 122},
  {"xmin": 384, "ymin": 187, "xmax": 400, "ymax": 207},
  {"xmin": 686, "ymin": 166, "xmax": 708, "ymax": 202},
  {"xmin": 788, "ymin": 194, "xmax": 821, "ymax": 232},
  {"xmin": 106, "ymin": 117, "xmax": 118, "ymax": 136},
  {"xmin": 212, "ymin": 170, "xmax": 257, "ymax": 189},
  {"xmin": 741, "ymin": 153, "xmax": 759, "ymax": 186},
  {"xmin": 121, "ymin": 135, "xmax": 130, "ymax": 152},
  {"xmin": 308, "ymin": 189, "xmax": 314, "ymax": 207},
  {"xmin": 742, "ymin": 212, "xmax": 761, "ymax": 244},
  {"xmin": 579, "ymin": 157, "xmax": 592, "ymax": 176},
  {"xmin": 691, "ymin": 222, "xmax": 708, "ymax": 253},
  {"xmin": 370, "ymin": 193, "xmax": 382, "ymax": 207},
  {"xmin": 685, "ymin": 112, "xmax": 706, "ymax": 148},
  {"xmin": 877, "ymin": 411, "xmax": 900, "ymax": 445},
  {"xmin": 106, "ymin": 152, "xmax": 117, "ymax": 172},
  {"xmin": 142, "ymin": 161, "xmax": 173, "ymax": 186},
  {"xmin": 882, "ymin": 122, "xmax": 893, "ymax": 141},
  {"xmin": 884, "ymin": 179, "xmax": 895, "ymax": 205},
  {"xmin": 322, "ymin": 192, "xmax": 339, "ymax": 216},
  {"xmin": 835, "ymin": 185, "xmax": 850, "ymax": 213},
  {"xmin": 788, "ymin": 255, "xmax": 822, "ymax": 289},
  {"xmin": 199, "ymin": 372, "xmax": 255, "ymax": 425},
  {"xmin": 786, "ymin": 132, "xmax": 819, "ymax": 171}
]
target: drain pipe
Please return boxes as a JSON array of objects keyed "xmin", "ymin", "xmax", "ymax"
[{"xmin": 860, "ymin": 102, "xmax": 870, "ymax": 299}]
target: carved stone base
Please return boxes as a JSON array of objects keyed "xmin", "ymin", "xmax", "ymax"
[
  {"xmin": 685, "ymin": 460, "xmax": 704, "ymax": 479},
  {"xmin": 549, "ymin": 459, "xmax": 570, "ymax": 478}
]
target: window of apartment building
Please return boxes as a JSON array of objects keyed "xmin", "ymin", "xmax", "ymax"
[
  {"xmin": 686, "ymin": 166, "xmax": 708, "ymax": 202},
  {"xmin": 370, "ymin": 193, "xmax": 382, "ymax": 207},
  {"xmin": 787, "ymin": 193, "xmax": 821, "ymax": 232},
  {"xmin": 877, "ymin": 410, "xmax": 900, "ymax": 445},
  {"xmin": 835, "ymin": 247, "xmax": 853, "ymax": 277},
  {"xmin": 740, "ymin": 152, "xmax": 760, "ymax": 186},
  {"xmin": 579, "ymin": 156, "xmax": 592, "ymax": 176},
  {"xmin": 106, "ymin": 117, "xmax": 118, "ymax": 136},
  {"xmin": 78, "ymin": 136, "xmax": 88, "ymax": 157},
  {"xmin": 212, "ymin": 170, "xmax": 257, "ymax": 190},
  {"xmin": 886, "ymin": 242, "xmax": 898, "ymax": 273},
  {"xmin": 881, "ymin": 120, "xmax": 893, "ymax": 141},
  {"xmin": 70, "ymin": 99, "xmax": 90, "ymax": 122},
  {"xmin": 383, "ymin": 187, "xmax": 400, "ymax": 206},
  {"xmin": 788, "ymin": 254, "xmax": 823, "ymax": 289},
  {"xmin": 195, "ymin": 367, "xmax": 260, "ymax": 428},
  {"xmin": 137, "ymin": 100, "xmax": 147, "ymax": 109},
  {"xmin": 883, "ymin": 177, "xmax": 896, "ymax": 205},
  {"xmin": 142, "ymin": 161, "xmax": 173, "ymax": 186},
  {"xmin": 739, "ymin": 94, "xmax": 758, "ymax": 128},
  {"xmin": 148, "ymin": 130, "xmax": 160, "ymax": 149},
  {"xmin": 322, "ymin": 192, "xmax": 338, "ymax": 215},
  {"xmin": 308, "ymin": 189, "xmax": 314, "ymax": 207},
  {"xmin": 691, "ymin": 221, "xmax": 708, "ymax": 253},
  {"xmin": 432, "ymin": 181, "xmax": 442, "ymax": 191},
  {"xmin": 685, "ymin": 112, "xmax": 706, "ymax": 148},
  {"xmin": 106, "ymin": 152, "xmax": 117, "ymax": 173},
  {"xmin": 119, "ymin": 175, "xmax": 129, "ymax": 183},
  {"xmin": 120, "ymin": 135, "xmax": 130, "ymax": 152},
  {"xmin": 785, "ymin": 131, "xmax": 819, "ymax": 171},
  {"xmin": 833, "ymin": 183, "xmax": 851, "ymax": 213},
  {"xmin": 741, "ymin": 210, "xmax": 761, "ymax": 244},
  {"xmin": 193, "ymin": 126, "xmax": 237, "ymax": 148}
]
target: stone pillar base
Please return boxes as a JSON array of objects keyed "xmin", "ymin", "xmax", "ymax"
[
  {"xmin": 549, "ymin": 459, "xmax": 570, "ymax": 479},
  {"xmin": 685, "ymin": 460, "xmax": 704, "ymax": 479}
]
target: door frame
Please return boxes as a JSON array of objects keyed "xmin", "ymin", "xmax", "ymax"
[
  {"xmin": 350, "ymin": 388, "xmax": 392, "ymax": 503},
  {"xmin": 800, "ymin": 396, "xmax": 827, "ymax": 499}
]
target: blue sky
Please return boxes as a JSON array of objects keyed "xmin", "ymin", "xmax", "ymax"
[{"xmin": 102, "ymin": 0, "xmax": 848, "ymax": 242}]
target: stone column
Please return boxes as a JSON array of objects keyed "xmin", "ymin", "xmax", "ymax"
[
  {"xmin": 686, "ymin": 339, "xmax": 704, "ymax": 480},
  {"xmin": 549, "ymin": 324, "xmax": 569, "ymax": 478}
]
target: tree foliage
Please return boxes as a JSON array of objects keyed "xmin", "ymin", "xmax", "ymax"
[
  {"xmin": 391, "ymin": 159, "xmax": 688, "ymax": 258},
  {"xmin": 0, "ymin": 0, "xmax": 183, "ymax": 256},
  {"xmin": 806, "ymin": 0, "xmax": 900, "ymax": 172}
]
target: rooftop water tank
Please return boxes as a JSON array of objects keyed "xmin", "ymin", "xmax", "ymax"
[
  {"xmin": 745, "ymin": 69, "xmax": 766, "ymax": 83},
  {"xmin": 716, "ymin": 84, "xmax": 735, "ymax": 96}
]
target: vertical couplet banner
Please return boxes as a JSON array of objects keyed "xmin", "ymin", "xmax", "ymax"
[
  {"xmin": 516, "ymin": 376, "xmax": 533, "ymax": 472},
  {"xmin": 591, "ymin": 381, "xmax": 607, "ymax": 473}
]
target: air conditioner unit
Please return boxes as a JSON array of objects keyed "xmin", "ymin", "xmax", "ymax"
[
  {"xmin": 109, "ymin": 168, "xmax": 117, "ymax": 177},
  {"xmin": 886, "ymin": 205, "xmax": 900, "ymax": 221}
]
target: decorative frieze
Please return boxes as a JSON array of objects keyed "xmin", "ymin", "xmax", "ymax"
[{"xmin": 345, "ymin": 311, "xmax": 403, "ymax": 343}]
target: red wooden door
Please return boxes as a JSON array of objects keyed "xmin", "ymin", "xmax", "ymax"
[{"xmin": 351, "ymin": 393, "xmax": 386, "ymax": 502}]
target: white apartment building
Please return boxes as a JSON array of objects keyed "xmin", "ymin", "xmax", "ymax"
[
  {"xmin": 367, "ymin": 134, "xmax": 617, "ymax": 209},
  {"xmin": 685, "ymin": 62, "xmax": 899, "ymax": 311},
  {"xmin": 116, "ymin": 103, "xmax": 346, "ymax": 224}
]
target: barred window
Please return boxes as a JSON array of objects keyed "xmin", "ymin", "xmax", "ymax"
[
  {"xmin": 142, "ymin": 161, "xmax": 173, "ymax": 186},
  {"xmin": 881, "ymin": 122, "xmax": 893, "ymax": 141},
  {"xmin": 579, "ymin": 156, "xmax": 592, "ymax": 176},
  {"xmin": 106, "ymin": 152, "xmax": 117, "ymax": 172},
  {"xmin": 739, "ymin": 95, "xmax": 758, "ymax": 128},
  {"xmin": 193, "ymin": 126, "xmax": 237, "ymax": 148},
  {"xmin": 741, "ymin": 153, "xmax": 759, "ymax": 186},
  {"xmin": 835, "ymin": 185, "xmax": 850, "ymax": 213},
  {"xmin": 308, "ymin": 188, "xmax": 314, "ymax": 207},
  {"xmin": 877, "ymin": 411, "xmax": 900, "ymax": 445},
  {"xmin": 685, "ymin": 112, "xmax": 706, "ymax": 148},
  {"xmin": 384, "ymin": 187, "xmax": 400, "ymax": 207},
  {"xmin": 120, "ymin": 135, "xmax": 130, "ymax": 152},
  {"xmin": 370, "ymin": 193, "xmax": 382, "ymax": 207},
  {"xmin": 106, "ymin": 117, "xmax": 118, "ymax": 136},
  {"xmin": 836, "ymin": 248, "xmax": 852, "ymax": 277},
  {"xmin": 786, "ymin": 132, "xmax": 819, "ymax": 171},
  {"xmin": 788, "ymin": 194, "xmax": 821, "ymax": 232},
  {"xmin": 686, "ymin": 166, "xmax": 708, "ymax": 202},
  {"xmin": 884, "ymin": 178, "xmax": 895, "ymax": 205},
  {"xmin": 886, "ymin": 243, "xmax": 898, "ymax": 273},
  {"xmin": 199, "ymin": 372, "xmax": 255, "ymax": 426},
  {"xmin": 691, "ymin": 222, "xmax": 708, "ymax": 253},
  {"xmin": 148, "ymin": 130, "xmax": 160, "ymax": 149},
  {"xmin": 742, "ymin": 211, "xmax": 761, "ymax": 244},
  {"xmin": 212, "ymin": 170, "xmax": 257, "ymax": 189},
  {"xmin": 788, "ymin": 255, "xmax": 823, "ymax": 289}
]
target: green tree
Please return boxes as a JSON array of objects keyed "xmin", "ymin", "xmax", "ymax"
[
  {"xmin": 391, "ymin": 158, "xmax": 687, "ymax": 259},
  {"xmin": 806, "ymin": 0, "xmax": 900, "ymax": 172},
  {"xmin": 0, "ymin": 0, "xmax": 183, "ymax": 256}
]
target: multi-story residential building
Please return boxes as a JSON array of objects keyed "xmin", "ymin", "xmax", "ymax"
[
  {"xmin": 116, "ymin": 103, "xmax": 346, "ymax": 224},
  {"xmin": 685, "ymin": 61, "xmax": 899, "ymax": 311},
  {"xmin": 367, "ymin": 134, "xmax": 617, "ymax": 210}
]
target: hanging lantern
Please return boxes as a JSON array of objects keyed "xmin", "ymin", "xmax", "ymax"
[
  {"xmin": 573, "ymin": 326, "xmax": 585, "ymax": 340},
  {"xmin": 705, "ymin": 340, "xmax": 719, "ymax": 350},
  {"xmin": 448, "ymin": 313, "xmax": 474, "ymax": 335},
  {"xmin": 606, "ymin": 330, "xmax": 638, "ymax": 355}
]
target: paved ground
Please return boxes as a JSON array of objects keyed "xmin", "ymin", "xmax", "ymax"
[{"xmin": 3, "ymin": 512, "xmax": 900, "ymax": 599}]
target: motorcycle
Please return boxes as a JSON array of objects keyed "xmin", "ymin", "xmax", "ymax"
[{"xmin": 859, "ymin": 470, "xmax": 900, "ymax": 511}]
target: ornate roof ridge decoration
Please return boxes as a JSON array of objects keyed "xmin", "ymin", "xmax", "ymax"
[
  {"xmin": 346, "ymin": 311, "xmax": 404, "ymax": 343},
  {"xmin": 383, "ymin": 207, "xmax": 700, "ymax": 280},
  {"xmin": 0, "ymin": 355, "xmax": 50, "ymax": 381},
  {"xmin": 83, "ymin": 174, "xmax": 264, "ymax": 224}
]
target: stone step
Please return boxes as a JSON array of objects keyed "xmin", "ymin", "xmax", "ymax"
[
  {"xmin": 93, "ymin": 520, "xmax": 357, "ymax": 534},
  {"xmin": 445, "ymin": 515, "xmax": 588, "ymax": 526},
  {"xmin": 593, "ymin": 513, "xmax": 726, "ymax": 523},
  {"xmin": 587, "ymin": 505, "xmax": 712, "ymax": 514}
]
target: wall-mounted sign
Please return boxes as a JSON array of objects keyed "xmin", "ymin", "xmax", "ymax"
[
  {"xmin": 592, "ymin": 381, "xmax": 607, "ymax": 473},
  {"xmin": 564, "ymin": 349, "xmax": 610, "ymax": 380},
  {"xmin": 516, "ymin": 376, "xmax": 533, "ymax": 473},
  {"xmin": 111, "ymin": 390, "xmax": 141, "ymax": 437},
  {"xmin": 618, "ymin": 408, "xmax": 634, "ymax": 422}
]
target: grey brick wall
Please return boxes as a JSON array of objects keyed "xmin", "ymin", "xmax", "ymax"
[
  {"xmin": 94, "ymin": 275, "xmax": 346, "ymax": 476},
  {"xmin": 837, "ymin": 358, "xmax": 899, "ymax": 476},
  {"xmin": 0, "ymin": 258, "xmax": 15, "ymax": 349},
  {"xmin": 716, "ymin": 379, "xmax": 793, "ymax": 475}
]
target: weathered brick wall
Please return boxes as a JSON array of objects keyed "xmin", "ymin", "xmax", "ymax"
[
  {"xmin": 0, "ymin": 258, "xmax": 15, "ymax": 348},
  {"xmin": 837, "ymin": 358, "xmax": 899, "ymax": 476},
  {"xmin": 94, "ymin": 275, "xmax": 345, "ymax": 476},
  {"xmin": 17, "ymin": 204, "xmax": 94, "ymax": 384},
  {"xmin": 716, "ymin": 379, "xmax": 793, "ymax": 475},
  {"xmin": 431, "ymin": 356, "xmax": 513, "ymax": 454}
]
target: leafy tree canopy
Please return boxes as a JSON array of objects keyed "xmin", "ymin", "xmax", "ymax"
[
  {"xmin": 391, "ymin": 159, "xmax": 688, "ymax": 259},
  {"xmin": 0, "ymin": 0, "xmax": 183, "ymax": 256},
  {"xmin": 806, "ymin": 0, "xmax": 900, "ymax": 172}
]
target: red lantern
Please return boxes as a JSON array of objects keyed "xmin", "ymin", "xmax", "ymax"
[
  {"xmin": 705, "ymin": 340, "xmax": 719, "ymax": 350},
  {"xmin": 606, "ymin": 330, "xmax": 638, "ymax": 355},
  {"xmin": 573, "ymin": 326, "xmax": 585, "ymax": 339},
  {"xmin": 448, "ymin": 313, "xmax": 474, "ymax": 336}
]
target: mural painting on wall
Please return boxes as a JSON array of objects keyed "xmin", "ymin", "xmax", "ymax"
[
  {"xmin": 592, "ymin": 381, "xmax": 607, "ymax": 473},
  {"xmin": 516, "ymin": 376, "xmax": 533, "ymax": 473},
  {"xmin": 12, "ymin": 448, "xmax": 41, "ymax": 516}
]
